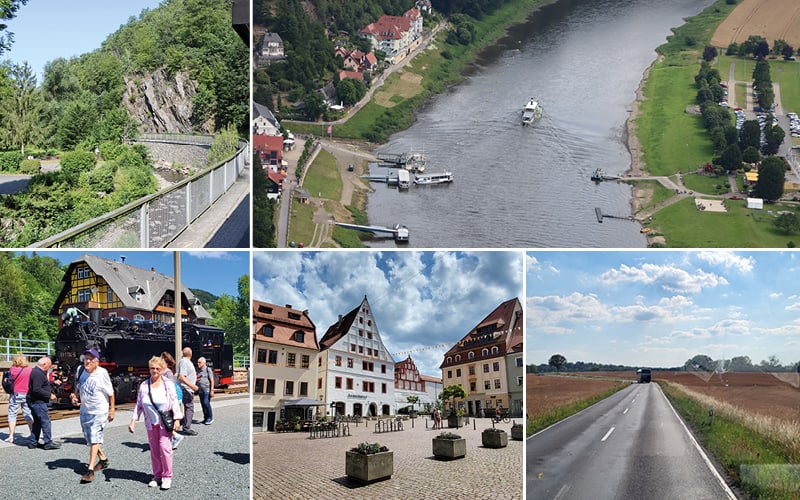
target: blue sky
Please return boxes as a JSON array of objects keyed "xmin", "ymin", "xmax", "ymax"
[
  {"xmin": 5, "ymin": 0, "xmax": 163, "ymax": 79},
  {"xmin": 27, "ymin": 250, "xmax": 249, "ymax": 298},
  {"xmin": 252, "ymin": 251, "xmax": 524, "ymax": 377},
  {"xmin": 527, "ymin": 251, "xmax": 800, "ymax": 369}
]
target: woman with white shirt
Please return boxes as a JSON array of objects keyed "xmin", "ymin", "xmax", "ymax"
[{"xmin": 128, "ymin": 356, "xmax": 183, "ymax": 490}]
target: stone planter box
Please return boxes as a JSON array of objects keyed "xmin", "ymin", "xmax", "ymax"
[
  {"xmin": 511, "ymin": 425, "xmax": 523, "ymax": 441},
  {"xmin": 481, "ymin": 430, "xmax": 508, "ymax": 448},
  {"xmin": 447, "ymin": 415, "xmax": 465, "ymax": 428},
  {"xmin": 345, "ymin": 450, "xmax": 393, "ymax": 483},
  {"xmin": 432, "ymin": 437, "xmax": 467, "ymax": 460}
]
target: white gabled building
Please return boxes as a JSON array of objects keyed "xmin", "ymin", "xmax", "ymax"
[{"xmin": 318, "ymin": 296, "xmax": 396, "ymax": 418}]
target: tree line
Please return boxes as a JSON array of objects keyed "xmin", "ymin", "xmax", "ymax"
[
  {"xmin": 530, "ymin": 353, "xmax": 799, "ymax": 374},
  {"xmin": 694, "ymin": 44, "xmax": 786, "ymax": 203}
]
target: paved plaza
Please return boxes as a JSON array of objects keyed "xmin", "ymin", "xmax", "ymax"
[
  {"xmin": 1, "ymin": 395, "xmax": 249, "ymax": 497},
  {"xmin": 253, "ymin": 416, "xmax": 524, "ymax": 499}
]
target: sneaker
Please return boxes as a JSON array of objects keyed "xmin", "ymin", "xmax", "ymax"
[
  {"xmin": 161, "ymin": 478, "xmax": 172, "ymax": 490},
  {"xmin": 204, "ymin": 419, "xmax": 214, "ymax": 425},
  {"xmin": 94, "ymin": 458, "xmax": 109, "ymax": 471},
  {"xmin": 172, "ymin": 433, "xmax": 184, "ymax": 450},
  {"xmin": 148, "ymin": 478, "xmax": 160, "ymax": 488},
  {"xmin": 3, "ymin": 436, "xmax": 12, "ymax": 443},
  {"xmin": 43, "ymin": 442, "xmax": 61, "ymax": 450},
  {"xmin": 80, "ymin": 470, "xmax": 94, "ymax": 483},
  {"xmin": 181, "ymin": 428, "xmax": 197, "ymax": 436},
  {"xmin": 27, "ymin": 440, "xmax": 38, "ymax": 449}
]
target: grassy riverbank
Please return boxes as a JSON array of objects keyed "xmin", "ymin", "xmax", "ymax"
[{"xmin": 632, "ymin": 0, "xmax": 800, "ymax": 247}]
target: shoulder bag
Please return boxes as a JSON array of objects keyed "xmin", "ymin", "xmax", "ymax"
[{"xmin": 147, "ymin": 379, "xmax": 174, "ymax": 430}]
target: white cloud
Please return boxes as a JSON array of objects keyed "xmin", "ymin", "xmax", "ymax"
[
  {"xmin": 696, "ymin": 251, "xmax": 755, "ymax": 273},
  {"xmin": 599, "ymin": 263, "xmax": 728, "ymax": 293}
]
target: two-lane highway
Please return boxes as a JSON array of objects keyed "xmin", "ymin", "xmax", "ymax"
[{"xmin": 527, "ymin": 383, "xmax": 737, "ymax": 499}]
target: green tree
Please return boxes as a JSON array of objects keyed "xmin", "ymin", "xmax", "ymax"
[
  {"xmin": 742, "ymin": 145, "xmax": 760, "ymax": 164},
  {"xmin": 774, "ymin": 212, "xmax": 800, "ymax": 234},
  {"xmin": 0, "ymin": 0, "xmax": 28, "ymax": 56},
  {"xmin": 754, "ymin": 156, "xmax": 786, "ymax": 202},
  {"xmin": 549, "ymin": 353, "xmax": 567, "ymax": 373},
  {"xmin": 762, "ymin": 123, "xmax": 785, "ymax": 156},
  {"xmin": 0, "ymin": 62, "xmax": 44, "ymax": 155},
  {"xmin": 303, "ymin": 91, "xmax": 325, "ymax": 121},
  {"xmin": 252, "ymin": 154, "xmax": 276, "ymax": 247},
  {"xmin": 684, "ymin": 354, "xmax": 715, "ymax": 371},
  {"xmin": 720, "ymin": 144, "xmax": 742, "ymax": 172},
  {"xmin": 206, "ymin": 123, "xmax": 241, "ymax": 165},
  {"xmin": 739, "ymin": 120, "xmax": 761, "ymax": 151},
  {"xmin": 439, "ymin": 384, "xmax": 467, "ymax": 413},
  {"xmin": 209, "ymin": 274, "xmax": 249, "ymax": 357},
  {"xmin": 58, "ymin": 100, "xmax": 98, "ymax": 150}
]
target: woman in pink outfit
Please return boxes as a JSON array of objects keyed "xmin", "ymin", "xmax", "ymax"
[
  {"xmin": 128, "ymin": 356, "xmax": 183, "ymax": 490},
  {"xmin": 5, "ymin": 354, "xmax": 33, "ymax": 443}
]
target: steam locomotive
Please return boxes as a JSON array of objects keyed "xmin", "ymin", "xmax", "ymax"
[{"xmin": 54, "ymin": 317, "xmax": 234, "ymax": 404}]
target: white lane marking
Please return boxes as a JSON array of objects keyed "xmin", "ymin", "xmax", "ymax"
[
  {"xmin": 601, "ymin": 426, "xmax": 615, "ymax": 442},
  {"xmin": 554, "ymin": 484, "xmax": 571, "ymax": 500},
  {"xmin": 659, "ymin": 385, "xmax": 737, "ymax": 499},
  {"xmin": 623, "ymin": 408, "xmax": 629, "ymax": 414}
]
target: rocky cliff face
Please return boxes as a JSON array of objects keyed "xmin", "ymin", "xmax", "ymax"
[{"xmin": 122, "ymin": 69, "xmax": 214, "ymax": 134}]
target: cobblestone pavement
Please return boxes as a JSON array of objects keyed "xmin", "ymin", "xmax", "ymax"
[
  {"xmin": 1, "ymin": 395, "xmax": 249, "ymax": 497},
  {"xmin": 253, "ymin": 417, "xmax": 524, "ymax": 499}
]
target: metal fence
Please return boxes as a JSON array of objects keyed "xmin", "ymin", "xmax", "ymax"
[
  {"xmin": 233, "ymin": 355, "xmax": 250, "ymax": 368},
  {"xmin": 0, "ymin": 336, "xmax": 54, "ymax": 363},
  {"xmin": 31, "ymin": 138, "xmax": 248, "ymax": 248}
]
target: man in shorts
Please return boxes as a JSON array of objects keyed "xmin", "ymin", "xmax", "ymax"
[{"xmin": 71, "ymin": 348, "xmax": 115, "ymax": 484}]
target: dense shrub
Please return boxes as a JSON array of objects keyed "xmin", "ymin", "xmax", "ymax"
[
  {"xmin": 98, "ymin": 141, "xmax": 126, "ymax": 161},
  {"xmin": 60, "ymin": 151, "xmax": 97, "ymax": 177},
  {"xmin": 19, "ymin": 159, "xmax": 41, "ymax": 174},
  {"xmin": 0, "ymin": 151, "xmax": 23, "ymax": 172}
]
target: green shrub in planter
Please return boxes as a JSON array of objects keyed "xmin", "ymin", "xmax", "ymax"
[
  {"xmin": 346, "ymin": 442, "xmax": 393, "ymax": 483},
  {"xmin": 432, "ymin": 432, "xmax": 466, "ymax": 460},
  {"xmin": 482, "ymin": 428, "xmax": 508, "ymax": 448}
]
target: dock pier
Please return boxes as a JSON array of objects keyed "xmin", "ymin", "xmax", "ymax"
[{"xmin": 334, "ymin": 222, "xmax": 409, "ymax": 243}]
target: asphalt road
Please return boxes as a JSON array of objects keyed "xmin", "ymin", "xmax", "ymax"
[{"xmin": 527, "ymin": 383, "xmax": 737, "ymax": 499}]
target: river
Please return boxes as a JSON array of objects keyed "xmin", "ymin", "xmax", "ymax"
[{"xmin": 367, "ymin": 0, "xmax": 714, "ymax": 248}]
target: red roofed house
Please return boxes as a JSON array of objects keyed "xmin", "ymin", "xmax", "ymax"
[
  {"xmin": 252, "ymin": 300, "xmax": 320, "ymax": 432},
  {"xmin": 394, "ymin": 355, "xmax": 442, "ymax": 413},
  {"xmin": 439, "ymin": 298, "xmax": 524, "ymax": 417},
  {"xmin": 338, "ymin": 70, "xmax": 364, "ymax": 82},
  {"xmin": 360, "ymin": 8, "xmax": 423, "ymax": 63},
  {"xmin": 266, "ymin": 169, "xmax": 286, "ymax": 200},
  {"xmin": 253, "ymin": 134, "xmax": 284, "ymax": 167}
]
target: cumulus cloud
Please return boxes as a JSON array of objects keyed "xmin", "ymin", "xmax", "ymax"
[
  {"xmin": 599, "ymin": 263, "xmax": 728, "ymax": 293},
  {"xmin": 696, "ymin": 251, "xmax": 755, "ymax": 273}
]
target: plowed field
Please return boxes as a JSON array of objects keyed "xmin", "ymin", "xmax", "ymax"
[
  {"xmin": 528, "ymin": 371, "xmax": 800, "ymax": 423},
  {"xmin": 656, "ymin": 370, "xmax": 800, "ymax": 422},
  {"xmin": 526, "ymin": 373, "xmax": 629, "ymax": 418},
  {"xmin": 711, "ymin": 0, "xmax": 800, "ymax": 49}
]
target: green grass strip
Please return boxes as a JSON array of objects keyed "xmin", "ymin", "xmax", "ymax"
[{"xmin": 661, "ymin": 382, "xmax": 799, "ymax": 499}]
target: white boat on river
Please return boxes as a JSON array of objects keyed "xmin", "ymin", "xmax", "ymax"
[
  {"xmin": 522, "ymin": 98, "xmax": 542, "ymax": 126},
  {"xmin": 414, "ymin": 171, "xmax": 453, "ymax": 185}
]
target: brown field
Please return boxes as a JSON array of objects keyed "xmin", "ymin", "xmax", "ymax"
[
  {"xmin": 528, "ymin": 370, "xmax": 800, "ymax": 423},
  {"xmin": 711, "ymin": 0, "xmax": 800, "ymax": 48},
  {"xmin": 655, "ymin": 371, "xmax": 800, "ymax": 422},
  {"xmin": 526, "ymin": 373, "xmax": 628, "ymax": 418}
]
